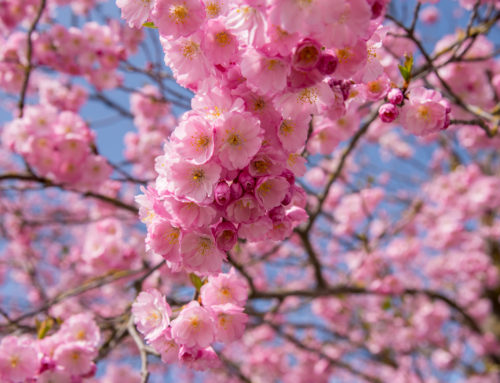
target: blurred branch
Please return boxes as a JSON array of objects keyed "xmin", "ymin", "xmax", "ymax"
[{"xmin": 18, "ymin": 0, "xmax": 47, "ymax": 117}]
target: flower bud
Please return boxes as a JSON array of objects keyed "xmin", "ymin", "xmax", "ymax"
[
  {"xmin": 238, "ymin": 170, "xmax": 255, "ymax": 192},
  {"xmin": 268, "ymin": 205, "xmax": 285, "ymax": 222},
  {"xmin": 379, "ymin": 103, "xmax": 399, "ymax": 123},
  {"xmin": 281, "ymin": 190, "xmax": 292, "ymax": 206},
  {"xmin": 292, "ymin": 39, "xmax": 321, "ymax": 72},
  {"xmin": 387, "ymin": 88, "xmax": 404, "ymax": 105},
  {"xmin": 214, "ymin": 181, "xmax": 231, "ymax": 206},
  {"xmin": 316, "ymin": 53, "xmax": 338, "ymax": 75},
  {"xmin": 213, "ymin": 221, "xmax": 238, "ymax": 252},
  {"xmin": 230, "ymin": 182, "xmax": 243, "ymax": 200}
]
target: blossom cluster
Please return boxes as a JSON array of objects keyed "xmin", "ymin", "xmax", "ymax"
[
  {"xmin": 379, "ymin": 86, "xmax": 451, "ymax": 135},
  {"xmin": 0, "ymin": 313, "xmax": 100, "ymax": 382},
  {"xmin": 2, "ymin": 104, "xmax": 112, "ymax": 190},
  {"xmin": 129, "ymin": 0, "xmax": 392, "ymax": 277},
  {"xmin": 132, "ymin": 268, "xmax": 249, "ymax": 370},
  {"xmin": 0, "ymin": 18, "xmax": 141, "ymax": 94}
]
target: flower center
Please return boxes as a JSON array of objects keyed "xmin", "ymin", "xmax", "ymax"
[
  {"xmin": 194, "ymin": 135, "xmax": 210, "ymax": 150},
  {"xmin": 10, "ymin": 356, "xmax": 19, "ymax": 368},
  {"xmin": 190, "ymin": 315, "xmax": 200, "ymax": 328},
  {"xmin": 192, "ymin": 169, "xmax": 205, "ymax": 181},
  {"xmin": 297, "ymin": 87, "xmax": 318, "ymax": 104},
  {"xmin": 206, "ymin": 1, "xmax": 221, "ymax": 17},
  {"xmin": 417, "ymin": 105, "xmax": 431, "ymax": 122},
  {"xmin": 198, "ymin": 237, "xmax": 212, "ymax": 255},
  {"xmin": 182, "ymin": 41, "xmax": 199, "ymax": 59},
  {"xmin": 170, "ymin": 5, "xmax": 188, "ymax": 24},
  {"xmin": 337, "ymin": 48, "xmax": 351, "ymax": 63},
  {"xmin": 215, "ymin": 31, "xmax": 231, "ymax": 47},
  {"xmin": 227, "ymin": 133, "xmax": 241, "ymax": 146},
  {"xmin": 298, "ymin": 46, "xmax": 318, "ymax": 63},
  {"xmin": 280, "ymin": 120, "xmax": 294, "ymax": 136},
  {"xmin": 164, "ymin": 228, "xmax": 180, "ymax": 244},
  {"xmin": 253, "ymin": 159, "xmax": 269, "ymax": 174}
]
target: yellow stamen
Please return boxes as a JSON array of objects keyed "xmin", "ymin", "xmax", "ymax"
[
  {"xmin": 215, "ymin": 31, "xmax": 231, "ymax": 47},
  {"xmin": 280, "ymin": 120, "xmax": 294, "ymax": 136},
  {"xmin": 170, "ymin": 5, "xmax": 188, "ymax": 24},
  {"xmin": 297, "ymin": 87, "xmax": 318, "ymax": 104},
  {"xmin": 192, "ymin": 169, "xmax": 205, "ymax": 181},
  {"xmin": 182, "ymin": 41, "xmax": 199, "ymax": 59},
  {"xmin": 206, "ymin": 1, "xmax": 222, "ymax": 17}
]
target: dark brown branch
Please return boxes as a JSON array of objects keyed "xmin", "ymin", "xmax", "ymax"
[
  {"xmin": 303, "ymin": 111, "xmax": 378, "ymax": 234},
  {"xmin": 18, "ymin": 0, "xmax": 47, "ymax": 117},
  {"xmin": 0, "ymin": 173, "xmax": 139, "ymax": 214}
]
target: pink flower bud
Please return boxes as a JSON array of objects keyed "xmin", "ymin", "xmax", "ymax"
[
  {"xmin": 292, "ymin": 39, "xmax": 321, "ymax": 72},
  {"xmin": 281, "ymin": 169, "xmax": 295, "ymax": 185},
  {"xmin": 281, "ymin": 190, "xmax": 292, "ymax": 206},
  {"xmin": 268, "ymin": 205, "xmax": 286, "ymax": 222},
  {"xmin": 387, "ymin": 88, "xmax": 404, "ymax": 105},
  {"xmin": 213, "ymin": 221, "xmax": 238, "ymax": 252},
  {"xmin": 230, "ymin": 182, "xmax": 243, "ymax": 201},
  {"xmin": 215, "ymin": 181, "xmax": 231, "ymax": 206},
  {"xmin": 316, "ymin": 53, "xmax": 338, "ymax": 75},
  {"xmin": 379, "ymin": 103, "xmax": 399, "ymax": 123},
  {"xmin": 238, "ymin": 170, "xmax": 255, "ymax": 192},
  {"xmin": 370, "ymin": 0, "xmax": 385, "ymax": 19}
]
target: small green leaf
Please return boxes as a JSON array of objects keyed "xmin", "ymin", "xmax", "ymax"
[
  {"xmin": 142, "ymin": 22, "xmax": 157, "ymax": 29},
  {"xmin": 398, "ymin": 54, "xmax": 413, "ymax": 84},
  {"xmin": 398, "ymin": 65, "xmax": 410, "ymax": 83},
  {"xmin": 189, "ymin": 273, "xmax": 203, "ymax": 292},
  {"xmin": 37, "ymin": 318, "xmax": 54, "ymax": 339},
  {"xmin": 381, "ymin": 298, "xmax": 392, "ymax": 311}
]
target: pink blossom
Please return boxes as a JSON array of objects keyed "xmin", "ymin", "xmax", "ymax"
[
  {"xmin": 275, "ymin": 82, "xmax": 336, "ymax": 120},
  {"xmin": 226, "ymin": 193, "xmax": 263, "ymax": 223},
  {"xmin": 211, "ymin": 303, "xmax": 248, "ymax": 342},
  {"xmin": 146, "ymin": 219, "xmax": 182, "ymax": 262},
  {"xmin": 132, "ymin": 289, "xmax": 172, "ymax": 342},
  {"xmin": 225, "ymin": 3, "xmax": 266, "ymax": 47},
  {"xmin": 161, "ymin": 32, "xmax": 213, "ymax": 90},
  {"xmin": 149, "ymin": 328, "xmax": 179, "ymax": 363},
  {"xmin": 166, "ymin": 159, "xmax": 221, "ymax": 203},
  {"xmin": 171, "ymin": 113, "xmax": 215, "ymax": 164},
  {"xmin": 202, "ymin": 18, "xmax": 239, "ymax": 66},
  {"xmin": 400, "ymin": 86, "xmax": 449, "ymax": 136},
  {"xmin": 0, "ymin": 336, "xmax": 38, "ymax": 382},
  {"xmin": 277, "ymin": 114, "xmax": 310, "ymax": 153},
  {"xmin": 171, "ymin": 301, "xmax": 215, "ymax": 348},
  {"xmin": 240, "ymin": 48, "xmax": 289, "ymax": 95},
  {"xmin": 152, "ymin": 0, "xmax": 206, "ymax": 38},
  {"xmin": 238, "ymin": 215, "xmax": 274, "ymax": 242},
  {"xmin": 53, "ymin": 341, "xmax": 97, "ymax": 376},
  {"xmin": 166, "ymin": 197, "xmax": 218, "ymax": 229},
  {"xmin": 116, "ymin": 0, "xmax": 153, "ymax": 28},
  {"xmin": 255, "ymin": 176, "xmax": 290, "ymax": 210},
  {"xmin": 59, "ymin": 313, "xmax": 100, "ymax": 347},
  {"xmin": 200, "ymin": 268, "xmax": 249, "ymax": 307},
  {"xmin": 180, "ymin": 230, "xmax": 226, "ymax": 275},
  {"xmin": 318, "ymin": 0, "xmax": 371, "ymax": 47},
  {"xmin": 178, "ymin": 345, "xmax": 220, "ymax": 371},
  {"xmin": 215, "ymin": 112, "xmax": 262, "ymax": 170},
  {"xmin": 248, "ymin": 148, "xmax": 286, "ymax": 177}
]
